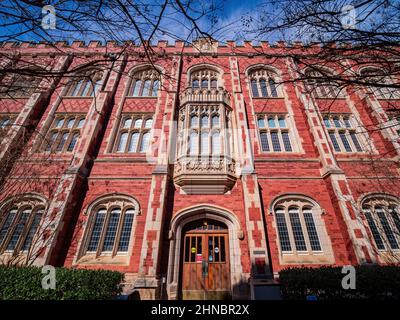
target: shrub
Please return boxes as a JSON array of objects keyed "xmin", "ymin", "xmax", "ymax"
[
  {"xmin": 0, "ymin": 265, "xmax": 123, "ymax": 300},
  {"xmin": 279, "ymin": 265, "xmax": 400, "ymax": 300}
]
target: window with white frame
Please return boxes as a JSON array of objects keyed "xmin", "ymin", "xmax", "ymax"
[
  {"xmin": 360, "ymin": 67, "xmax": 400, "ymax": 100},
  {"xmin": 273, "ymin": 198, "xmax": 327, "ymax": 255},
  {"xmin": 257, "ymin": 114, "xmax": 294, "ymax": 152},
  {"xmin": 127, "ymin": 69, "xmax": 160, "ymax": 97},
  {"xmin": 248, "ymin": 68, "xmax": 279, "ymax": 98},
  {"xmin": 0, "ymin": 196, "xmax": 45, "ymax": 255},
  {"xmin": 323, "ymin": 114, "xmax": 365, "ymax": 153},
  {"xmin": 41, "ymin": 115, "xmax": 85, "ymax": 153},
  {"xmin": 114, "ymin": 114, "xmax": 153, "ymax": 153},
  {"xmin": 362, "ymin": 196, "xmax": 400, "ymax": 252},
  {"xmin": 305, "ymin": 69, "xmax": 341, "ymax": 98},
  {"xmin": 83, "ymin": 198, "xmax": 139, "ymax": 257}
]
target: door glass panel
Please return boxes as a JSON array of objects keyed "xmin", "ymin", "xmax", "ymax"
[
  {"xmin": 184, "ymin": 236, "xmax": 190, "ymax": 262},
  {"xmin": 214, "ymin": 236, "xmax": 220, "ymax": 262},
  {"xmin": 208, "ymin": 236, "xmax": 213, "ymax": 262},
  {"xmin": 220, "ymin": 236, "xmax": 226, "ymax": 262},
  {"xmin": 190, "ymin": 236, "xmax": 196, "ymax": 262},
  {"xmin": 197, "ymin": 236, "xmax": 202, "ymax": 256}
]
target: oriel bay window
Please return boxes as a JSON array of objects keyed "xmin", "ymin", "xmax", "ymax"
[
  {"xmin": 114, "ymin": 114, "xmax": 153, "ymax": 153},
  {"xmin": 42, "ymin": 115, "xmax": 85, "ymax": 152},
  {"xmin": 323, "ymin": 114, "xmax": 365, "ymax": 153},
  {"xmin": 257, "ymin": 114, "xmax": 294, "ymax": 152},
  {"xmin": 179, "ymin": 106, "xmax": 226, "ymax": 157}
]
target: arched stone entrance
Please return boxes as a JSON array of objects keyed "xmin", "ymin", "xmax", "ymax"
[{"xmin": 166, "ymin": 204, "xmax": 247, "ymax": 300}]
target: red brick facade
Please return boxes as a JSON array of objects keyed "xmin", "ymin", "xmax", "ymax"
[{"xmin": 0, "ymin": 39, "xmax": 399, "ymax": 300}]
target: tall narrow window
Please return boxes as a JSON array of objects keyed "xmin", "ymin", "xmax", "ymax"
[
  {"xmin": 212, "ymin": 131, "xmax": 220, "ymax": 155},
  {"xmin": 303, "ymin": 209, "xmax": 321, "ymax": 251},
  {"xmin": 201, "ymin": 131, "xmax": 209, "ymax": 155},
  {"xmin": 189, "ymin": 131, "xmax": 198, "ymax": 155},
  {"xmin": 142, "ymin": 80, "xmax": 151, "ymax": 96},
  {"xmin": 269, "ymin": 79, "xmax": 278, "ymax": 97},
  {"xmin": 275, "ymin": 208, "xmax": 292, "ymax": 252},
  {"xmin": 260, "ymin": 79, "xmax": 268, "ymax": 97},
  {"xmin": 139, "ymin": 132, "xmax": 150, "ymax": 152},
  {"xmin": 364, "ymin": 208, "xmax": 386, "ymax": 250},
  {"xmin": 132, "ymin": 79, "xmax": 141, "ymax": 96},
  {"xmin": 288, "ymin": 207, "xmax": 307, "ymax": 251},
  {"xmin": 87, "ymin": 209, "xmax": 106, "ymax": 252},
  {"xmin": 102, "ymin": 209, "xmax": 120, "ymax": 252},
  {"xmin": 251, "ymin": 80, "xmax": 259, "ymax": 97},
  {"xmin": 113, "ymin": 114, "xmax": 153, "ymax": 153}
]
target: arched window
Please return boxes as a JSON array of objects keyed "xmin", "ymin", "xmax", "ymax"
[
  {"xmin": 362, "ymin": 195, "xmax": 400, "ymax": 251},
  {"xmin": 360, "ymin": 67, "xmax": 400, "ymax": 99},
  {"xmin": 0, "ymin": 195, "xmax": 46, "ymax": 254},
  {"xmin": 113, "ymin": 114, "xmax": 153, "ymax": 153},
  {"xmin": 65, "ymin": 71, "xmax": 103, "ymax": 97},
  {"xmin": 305, "ymin": 68, "xmax": 341, "ymax": 98},
  {"xmin": 189, "ymin": 67, "xmax": 220, "ymax": 90},
  {"xmin": 84, "ymin": 196, "xmax": 139, "ymax": 257},
  {"xmin": 248, "ymin": 68, "xmax": 280, "ymax": 98},
  {"xmin": 127, "ymin": 68, "xmax": 160, "ymax": 97},
  {"xmin": 272, "ymin": 196, "xmax": 332, "ymax": 262},
  {"xmin": 0, "ymin": 67, "xmax": 42, "ymax": 98}
]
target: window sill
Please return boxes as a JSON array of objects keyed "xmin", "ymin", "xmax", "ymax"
[
  {"xmin": 125, "ymin": 96, "xmax": 158, "ymax": 99},
  {"xmin": 75, "ymin": 253, "xmax": 130, "ymax": 265},
  {"xmin": 252, "ymin": 97, "xmax": 284, "ymax": 100},
  {"xmin": 62, "ymin": 96, "xmax": 95, "ymax": 99}
]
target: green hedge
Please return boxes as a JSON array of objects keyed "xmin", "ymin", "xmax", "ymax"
[
  {"xmin": 279, "ymin": 265, "xmax": 400, "ymax": 300},
  {"xmin": 0, "ymin": 266, "xmax": 123, "ymax": 300}
]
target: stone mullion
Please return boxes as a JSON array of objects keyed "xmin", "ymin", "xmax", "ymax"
[
  {"xmin": 220, "ymin": 104, "xmax": 227, "ymax": 158},
  {"xmin": 112, "ymin": 208, "xmax": 125, "ymax": 257}
]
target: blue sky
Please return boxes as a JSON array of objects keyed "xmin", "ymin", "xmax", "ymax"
[{"xmin": 0, "ymin": 0, "xmax": 264, "ymax": 44}]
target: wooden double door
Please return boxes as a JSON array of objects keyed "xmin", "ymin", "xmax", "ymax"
[{"xmin": 181, "ymin": 220, "xmax": 231, "ymax": 300}]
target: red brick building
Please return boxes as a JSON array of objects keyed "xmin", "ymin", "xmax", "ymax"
[{"xmin": 0, "ymin": 39, "xmax": 399, "ymax": 300}]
